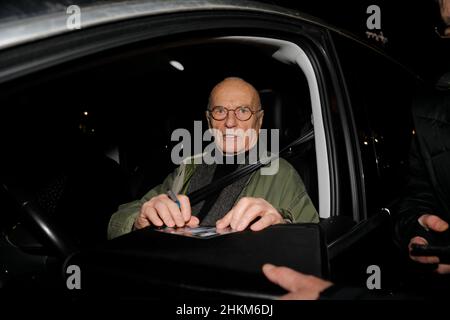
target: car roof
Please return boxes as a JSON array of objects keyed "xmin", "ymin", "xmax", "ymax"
[
  {"xmin": 0, "ymin": 0, "xmax": 417, "ymax": 79},
  {"xmin": 0, "ymin": 0, "xmax": 362, "ymax": 48}
]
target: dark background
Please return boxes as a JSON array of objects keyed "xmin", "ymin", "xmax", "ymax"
[
  {"xmin": 266, "ymin": 0, "xmax": 449, "ymax": 84},
  {"xmin": 1, "ymin": 0, "xmax": 448, "ymax": 82}
]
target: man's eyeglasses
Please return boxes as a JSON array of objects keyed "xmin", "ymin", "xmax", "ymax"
[{"xmin": 208, "ymin": 106, "xmax": 262, "ymax": 121}]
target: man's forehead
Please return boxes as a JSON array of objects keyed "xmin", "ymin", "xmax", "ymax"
[
  {"xmin": 211, "ymin": 82, "xmax": 257, "ymax": 104},
  {"xmin": 211, "ymin": 90, "xmax": 254, "ymax": 104}
]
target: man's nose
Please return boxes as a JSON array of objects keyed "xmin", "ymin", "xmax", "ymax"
[{"xmin": 225, "ymin": 110, "xmax": 237, "ymax": 128}]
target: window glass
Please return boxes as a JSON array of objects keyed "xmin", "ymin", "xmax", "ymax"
[
  {"xmin": 333, "ymin": 34, "xmax": 418, "ymax": 215},
  {"xmin": 0, "ymin": 38, "xmax": 318, "ymax": 239}
]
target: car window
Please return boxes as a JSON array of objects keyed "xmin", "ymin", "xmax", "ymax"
[
  {"xmin": 0, "ymin": 36, "xmax": 324, "ymax": 241},
  {"xmin": 332, "ymin": 34, "xmax": 419, "ymax": 216}
]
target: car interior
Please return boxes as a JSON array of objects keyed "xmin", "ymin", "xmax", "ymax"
[
  {"xmin": 0, "ymin": 36, "xmax": 324, "ymax": 290},
  {"xmin": 0, "ymin": 0, "xmax": 439, "ymax": 301}
]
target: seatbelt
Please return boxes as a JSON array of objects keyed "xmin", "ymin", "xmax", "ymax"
[{"xmin": 187, "ymin": 129, "xmax": 314, "ymax": 206}]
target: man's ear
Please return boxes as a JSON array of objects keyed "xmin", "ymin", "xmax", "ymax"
[
  {"xmin": 257, "ymin": 110, "xmax": 264, "ymax": 132},
  {"xmin": 206, "ymin": 111, "xmax": 212, "ymax": 128}
]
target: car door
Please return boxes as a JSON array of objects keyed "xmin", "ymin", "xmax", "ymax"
[
  {"xmin": 0, "ymin": 0, "xmax": 412, "ymax": 296},
  {"xmin": 324, "ymin": 30, "xmax": 421, "ymax": 288}
]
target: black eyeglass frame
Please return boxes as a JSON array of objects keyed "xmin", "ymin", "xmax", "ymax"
[{"xmin": 207, "ymin": 106, "xmax": 263, "ymax": 121}]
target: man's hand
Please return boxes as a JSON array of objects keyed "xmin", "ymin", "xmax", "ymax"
[
  {"xmin": 440, "ymin": 0, "xmax": 450, "ymax": 25},
  {"xmin": 408, "ymin": 214, "xmax": 450, "ymax": 274},
  {"xmin": 134, "ymin": 194, "xmax": 199, "ymax": 229},
  {"xmin": 216, "ymin": 197, "xmax": 284, "ymax": 231},
  {"xmin": 262, "ymin": 264, "xmax": 333, "ymax": 300}
]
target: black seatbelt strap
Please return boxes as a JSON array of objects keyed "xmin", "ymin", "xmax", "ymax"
[{"xmin": 187, "ymin": 129, "xmax": 314, "ymax": 206}]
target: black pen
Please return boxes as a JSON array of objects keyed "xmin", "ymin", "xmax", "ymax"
[{"xmin": 167, "ymin": 189, "xmax": 181, "ymax": 208}]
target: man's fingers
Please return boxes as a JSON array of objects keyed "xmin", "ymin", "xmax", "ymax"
[
  {"xmin": 136, "ymin": 204, "xmax": 160, "ymax": 228},
  {"xmin": 408, "ymin": 237, "xmax": 440, "ymax": 264},
  {"xmin": 229, "ymin": 198, "xmax": 252, "ymax": 229},
  {"xmin": 178, "ymin": 195, "xmax": 192, "ymax": 223},
  {"xmin": 223, "ymin": 197, "xmax": 282, "ymax": 231},
  {"xmin": 187, "ymin": 216, "xmax": 200, "ymax": 227},
  {"xmin": 163, "ymin": 197, "xmax": 185, "ymax": 227},
  {"xmin": 279, "ymin": 292, "xmax": 316, "ymax": 301},
  {"xmin": 250, "ymin": 214, "xmax": 277, "ymax": 231},
  {"xmin": 436, "ymin": 264, "xmax": 450, "ymax": 274},
  {"xmin": 216, "ymin": 210, "xmax": 234, "ymax": 229},
  {"xmin": 145, "ymin": 207, "xmax": 164, "ymax": 227},
  {"xmin": 410, "ymin": 255, "xmax": 440, "ymax": 264},
  {"xmin": 136, "ymin": 194, "xmax": 187, "ymax": 229},
  {"xmin": 234, "ymin": 205, "xmax": 264, "ymax": 231},
  {"xmin": 409, "ymin": 236, "xmax": 428, "ymax": 247},
  {"xmin": 217, "ymin": 198, "xmax": 281, "ymax": 231},
  {"xmin": 262, "ymin": 264, "xmax": 307, "ymax": 292},
  {"xmin": 419, "ymin": 214, "xmax": 449, "ymax": 232},
  {"xmin": 135, "ymin": 210, "xmax": 152, "ymax": 229},
  {"xmin": 263, "ymin": 264, "xmax": 332, "ymax": 301},
  {"xmin": 154, "ymin": 201, "xmax": 176, "ymax": 227}
]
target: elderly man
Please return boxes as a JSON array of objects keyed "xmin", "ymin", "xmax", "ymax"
[{"xmin": 108, "ymin": 77, "xmax": 318, "ymax": 239}]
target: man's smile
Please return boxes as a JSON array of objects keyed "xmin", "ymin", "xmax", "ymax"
[{"xmin": 223, "ymin": 134, "xmax": 239, "ymax": 139}]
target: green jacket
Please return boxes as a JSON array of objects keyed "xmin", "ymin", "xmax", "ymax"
[{"xmin": 108, "ymin": 156, "xmax": 319, "ymax": 239}]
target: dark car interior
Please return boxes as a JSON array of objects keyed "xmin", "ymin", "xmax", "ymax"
[
  {"xmin": 1, "ymin": 0, "xmax": 447, "ymax": 302},
  {"xmin": 0, "ymin": 37, "xmax": 321, "ymax": 290},
  {"xmin": 0, "ymin": 3, "xmax": 429, "ymax": 299}
]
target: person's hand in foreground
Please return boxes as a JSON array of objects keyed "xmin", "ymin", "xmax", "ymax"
[
  {"xmin": 408, "ymin": 214, "xmax": 450, "ymax": 274},
  {"xmin": 262, "ymin": 264, "xmax": 333, "ymax": 300}
]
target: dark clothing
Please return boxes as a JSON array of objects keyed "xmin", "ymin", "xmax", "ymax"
[
  {"xmin": 395, "ymin": 87, "xmax": 450, "ymax": 248},
  {"xmin": 108, "ymin": 153, "xmax": 318, "ymax": 239},
  {"xmin": 321, "ymin": 85, "xmax": 450, "ymax": 301},
  {"xmin": 188, "ymin": 157, "xmax": 240, "ymax": 226}
]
